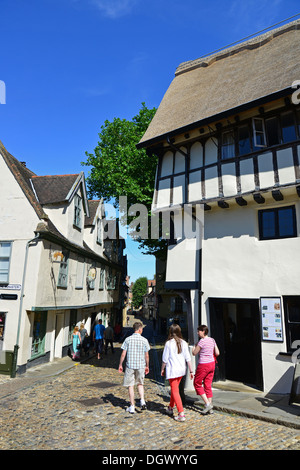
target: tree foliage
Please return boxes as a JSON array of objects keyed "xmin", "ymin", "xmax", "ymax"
[
  {"xmin": 82, "ymin": 103, "xmax": 168, "ymax": 258},
  {"xmin": 132, "ymin": 276, "xmax": 148, "ymax": 309},
  {"xmin": 82, "ymin": 103, "xmax": 157, "ymax": 208}
]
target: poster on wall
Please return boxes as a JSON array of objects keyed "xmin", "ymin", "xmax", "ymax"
[{"xmin": 260, "ymin": 297, "xmax": 283, "ymax": 342}]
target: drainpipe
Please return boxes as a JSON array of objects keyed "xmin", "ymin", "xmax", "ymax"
[{"xmin": 11, "ymin": 234, "xmax": 40, "ymax": 378}]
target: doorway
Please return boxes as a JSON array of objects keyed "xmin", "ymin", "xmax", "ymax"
[{"xmin": 209, "ymin": 298, "xmax": 263, "ymax": 390}]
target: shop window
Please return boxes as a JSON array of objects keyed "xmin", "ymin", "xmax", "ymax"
[
  {"xmin": 258, "ymin": 205, "xmax": 297, "ymax": 240},
  {"xmin": 283, "ymin": 296, "xmax": 300, "ymax": 352},
  {"xmin": 31, "ymin": 311, "xmax": 47, "ymax": 358},
  {"xmin": 0, "ymin": 312, "xmax": 6, "ymax": 350}
]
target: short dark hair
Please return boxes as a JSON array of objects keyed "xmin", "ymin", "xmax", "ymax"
[{"xmin": 197, "ymin": 325, "xmax": 208, "ymax": 335}]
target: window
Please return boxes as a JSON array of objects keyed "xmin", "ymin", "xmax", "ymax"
[
  {"xmin": 74, "ymin": 194, "xmax": 82, "ymax": 229},
  {"xmin": 0, "ymin": 242, "xmax": 12, "ymax": 284},
  {"xmin": 221, "ymin": 131, "xmax": 235, "ymax": 159},
  {"xmin": 281, "ymin": 111, "xmax": 297, "ymax": 143},
  {"xmin": 57, "ymin": 250, "xmax": 69, "ymax": 287},
  {"xmin": 265, "ymin": 117, "xmax": 280, "ymax": 146},
  {"xmin": 252, "ymin": 118, "xmax": 266, "ymax": 148},
  {"xmin": 238, "ymin": 125, "xmax": 251, "ymax": 155},
  {"xmin": 0, "ymin": 312, "xmax": 6, "ymax": 350},
  {"xmin": 97, "ymin": 218, "xmax": 102, "ymax": 245},
  {"xmin": 258, "ymin": 206, "xmax": 297, "ymax": 240},
  {"xmin": 99, "ymin": 267, "xmax": 105, "ymax": 290},
  {"xmin": 31, "ymin": 311, "xmax": 47, "ymax": 358},
  {"xmin": 75, "ymin": 257, "xmax": 85, "ymax": 289},
  {"xmin": 283, "ymin": 296, "xmax": 300, "ymax": 351}
]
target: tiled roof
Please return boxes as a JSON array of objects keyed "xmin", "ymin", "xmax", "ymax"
[
  {"xmin": 0, "ymin": 140, "xmax": 48, "ymax": 220},
  {"xmin": 31, "ymin": 174, "xmax": 79, "ymax": 204}
]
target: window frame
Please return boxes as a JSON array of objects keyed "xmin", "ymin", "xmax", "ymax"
[
  {"xmin": 252, "ymin": 117, "xmax": 267, "ymax": 148},
  {"xmin": 0, "ymin": 242, "xmax": 12, "ymax": 285},
  {"xmin": 74, "ymin": 194, "xmax": 82, "ymax": 229},
  {"xmin": 283, "ymin": 296, "xmax": 300, "ymax": 352},
  {"xmin": 57, "ymin": 250, "xmax": 69, "ymax": 288},
  {"xmin": 31, "ymin": 311, "xmax": 48, "ymax": 358},
  {"xmin": 258, "ymin": 205, "xmax": 297, "ymax": 241}
]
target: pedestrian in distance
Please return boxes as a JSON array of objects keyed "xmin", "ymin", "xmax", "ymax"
[
  {"xmin": 161, "ymin": 324, "xmax": 194, "ymax": 422},
  {"xmin": 79, "ymin": 323, "xmax": 88, "ymax": 357},
  {"xmin": 93, "ymin": 319, "xmax": 105, "ymax": 360},
  {"xmin": 72, "ymin": 326, "xmax": 81, "ymax": 360},
  {"xmin": 118, "ymin": 321, "xmax": 150, "ymax": 414},
  {"xmin": 104, "ymin": 322, "xmax": 114, "ymax": 354},
  {"xmin": 192, "ymin": 325, "xmax": 220, "ymax": 415}
]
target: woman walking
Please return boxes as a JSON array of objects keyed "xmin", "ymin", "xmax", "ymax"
[
  {"xmin": 161, "ymin": 324, "xmax": 193, "ymax": 422},
  {"xmin": 72, "ymin": 326, "xmax": 81, "ymax": 360},
  {"xmin": 192, "ymin": 325, "xmax": 220, "ymax": 414}
]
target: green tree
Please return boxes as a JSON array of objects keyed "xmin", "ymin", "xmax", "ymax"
[
  {"xmin": 82, "ymin": 103, "xmax": 167, "ymax": 258},
  {"xmin": 132, "ymin": 276, "xmax": 148, "ymax": 309}
]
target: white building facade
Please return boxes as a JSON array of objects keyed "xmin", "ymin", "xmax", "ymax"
[
  {"xmin": 0, "ymin": 142, "xmax": 125, "ymax": 376},
  {"xmin": 138, "ymin": 20, "xmax": 300, "ymax": 393}
]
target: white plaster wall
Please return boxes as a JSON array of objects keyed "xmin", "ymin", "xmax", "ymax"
[{"xmin": 202, "ymin": 199, "xmax": 300, "ymax": 393}]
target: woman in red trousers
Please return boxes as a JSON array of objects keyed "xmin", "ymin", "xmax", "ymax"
[{"xmin": 192, "ymin": 325, "xmax": 220, "ymax": 415}]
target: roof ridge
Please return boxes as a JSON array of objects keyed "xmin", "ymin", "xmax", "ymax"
[
  {"xmin": 31, "ymin": 173, "xmax": 80, "ymax": 178},
  {"xmin": 176, "ymin": 18, "xmax": 300, "ymax": 76}
]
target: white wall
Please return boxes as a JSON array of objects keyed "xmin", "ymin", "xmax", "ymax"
[{"xmin": 201, "ymin": 197, "xmax": 300, "ymax": 393}]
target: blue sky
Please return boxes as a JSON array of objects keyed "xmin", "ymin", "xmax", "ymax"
[{"xmin": 0, "ymin": 0, "xmax": 299, "ymax": 282}]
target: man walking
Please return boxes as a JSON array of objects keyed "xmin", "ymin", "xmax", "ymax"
[
  {"xmin": 93, "ymin": 319, "xmax": 105, "ymax": 360},
  {"xmin": 104, "ymin": 322, "xmax": 114, "ymax": 354},
  {"xmin": 118, "ymin": 321, "xmax": 150, "ymax": 414}
]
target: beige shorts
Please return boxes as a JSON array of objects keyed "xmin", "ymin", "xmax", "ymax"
[{"xmin": 123, "ymin": 367, "xmax": 145, "ymax": 387}]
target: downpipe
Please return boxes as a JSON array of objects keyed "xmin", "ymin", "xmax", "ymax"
[{"xmin": 11, "ymin": 234, "xmax": 40, "ymax": 378}]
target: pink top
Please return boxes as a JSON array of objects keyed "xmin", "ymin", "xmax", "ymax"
[{"xmin": 198, "ymin": 337, "xmax": 216, "ymax": 364}]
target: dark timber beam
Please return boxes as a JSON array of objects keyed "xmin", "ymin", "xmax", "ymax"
[
  {"xmin": 272, "ymin": 190, "xmax": 284, "ymax": 201},
  {"xmin": 253, "ymin": 193, "xmax": 265, "ymax": 204},
  {"xmin": 235, "ymin": 197, "xmax": 247, "ymax": 206}
]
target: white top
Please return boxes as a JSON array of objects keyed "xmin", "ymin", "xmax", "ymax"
[{"xmin": 162, "ymin": 338, "xmax": 191, "ymax": 380}]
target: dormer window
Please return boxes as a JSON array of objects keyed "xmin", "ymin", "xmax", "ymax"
[
  {"xmin": 97, "ymin": 218, "xmax": 102, "ymax": 245},
  {"xmin": 74, "ymin": 194, "xmax": 82, "ymax": 229}
]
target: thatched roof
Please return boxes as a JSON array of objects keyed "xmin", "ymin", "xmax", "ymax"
[{"xmin": 138, "ymin": 19, "xmax": 300, "ymax": 148}]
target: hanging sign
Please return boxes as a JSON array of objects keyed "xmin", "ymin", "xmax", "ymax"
[{"xmin": 260, "ymin": 297, "xmax": 283, "ymax": 342}]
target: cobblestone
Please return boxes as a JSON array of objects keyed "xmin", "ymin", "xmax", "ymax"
[{"xmin": 0, "ymin": 346, "xmax": 300, "ymax": 451}]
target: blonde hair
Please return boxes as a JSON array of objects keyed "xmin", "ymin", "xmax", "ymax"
[{"xmin": 73, "ymin": 326, "xmax": 79, "ymax": 334}]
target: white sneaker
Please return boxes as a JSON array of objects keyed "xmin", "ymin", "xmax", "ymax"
[{"xmin": 126, "ymin": 405, "xmax": 135, "ymax": 414}]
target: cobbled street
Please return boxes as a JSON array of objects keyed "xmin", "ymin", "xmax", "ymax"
[{"xmin": 0, "ymin": 344, "xmax": 300, "ymax": 452}]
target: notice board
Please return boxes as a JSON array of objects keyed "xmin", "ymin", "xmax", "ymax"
[{"xmin": 260, "ymin": 297, "xmax": 283, "ymax": 342}]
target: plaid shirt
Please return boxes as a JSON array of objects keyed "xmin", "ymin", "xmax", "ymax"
[{"xmin": 121, "ymin": 333, "xmax": 150, "ymax": 369}]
